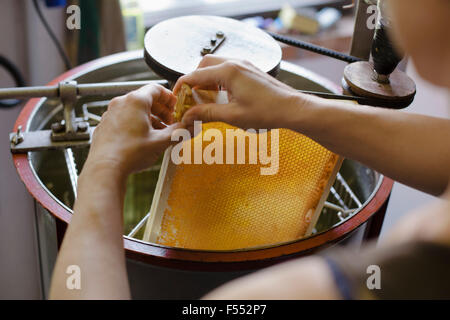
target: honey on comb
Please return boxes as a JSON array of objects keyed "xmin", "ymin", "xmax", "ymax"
[
  {"xmin": 156, "ymin": 122, "xmax": 339, "ymax": 250},
  {"xmin": 173, "ymin": 84, "xmax": 220, "ymax": 122}
]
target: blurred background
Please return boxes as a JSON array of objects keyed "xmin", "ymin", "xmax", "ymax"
[{"xmin": 0, "ymin": 0, "xmax": 448, "ymax": 299}]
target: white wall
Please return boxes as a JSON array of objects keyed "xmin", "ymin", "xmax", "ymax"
[{"xmin": 0, "ymin": 0, "xmax": 65, "ymax": 299}]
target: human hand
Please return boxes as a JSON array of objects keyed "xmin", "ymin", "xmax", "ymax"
[
  {"xmin": 173, "ymin": 55, "xmax": 315, "ymax": 130},
  {"xmin": 85, "ymin": 84, "xmax": 183, "ymax": 177}
]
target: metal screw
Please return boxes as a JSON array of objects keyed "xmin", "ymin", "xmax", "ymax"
[
  {"xmin": 51, "ymin": 121, "xmax": 65, "ymax": 134},
  {"xmin": 77, "ymin": 122, "xmax": 88, "ymax": 132},
  {"xmin": 11, "ymin": 125, "xmax": 24, "ymax": 145},
  {"xmin": 210, "ymin": 37, "xmax": 217, "ymax": 45},
  {"xmin": 216, "ymin": 31, "xmax": 224, "ymax": 38},
  {"xmin": 201, "ymin": 46, "xmax": 212, "ymax": 55}
]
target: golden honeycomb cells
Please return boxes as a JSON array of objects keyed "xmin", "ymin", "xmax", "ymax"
[{"xmin": 156, "ymin": 122, "xmax": 340, "ymax": 250}]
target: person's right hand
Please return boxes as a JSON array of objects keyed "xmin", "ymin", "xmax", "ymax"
[{"xmin": 173, "ymin": 55, "xmax": 315, "ymax": 130}]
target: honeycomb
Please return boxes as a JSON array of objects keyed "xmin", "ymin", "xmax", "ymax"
[
  {"xmin": 156, "ymin": 122, "xmax": 339, "ymax": 250},
  {"xmin": 173, "ymin": 84, "xmax": 221, "ymax": 122}
]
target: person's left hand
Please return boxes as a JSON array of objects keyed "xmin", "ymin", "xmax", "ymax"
[{"xmin": 84, "ymin": 84, "xmax": 183, "ymax": 177}]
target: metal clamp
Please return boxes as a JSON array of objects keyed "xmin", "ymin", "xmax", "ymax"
[{"xmin": 51, "ymin": 80, "xmax": 90, "ymax": 142}]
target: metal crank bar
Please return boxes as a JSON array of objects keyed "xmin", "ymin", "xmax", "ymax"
[{"xmin": 0, "ymin": 80, "xmax": 169, "ymax": 100}]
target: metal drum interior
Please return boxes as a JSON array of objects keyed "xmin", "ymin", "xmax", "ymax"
[{"xmin": 14, "ymin": 51, "xmax": 391, "ymax": 298}]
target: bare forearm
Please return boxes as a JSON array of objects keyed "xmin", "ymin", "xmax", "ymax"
[
  {"xmin": 288, "ymin": 96, "xmax": 450, "ymax": 196},
  {"xmin": 49, "ymin": 161, "xmax": 130, "ymax": 299},
  {"xmin": 203, "ymin": 257, "xmax": 340, "ymax": 300}
]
